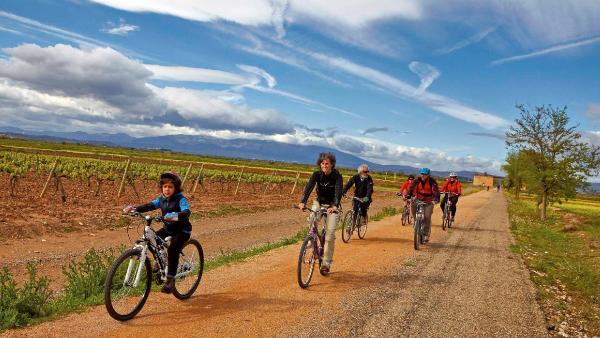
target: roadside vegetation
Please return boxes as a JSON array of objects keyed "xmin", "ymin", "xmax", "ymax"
[{"xmin": 507, "ymin": 195, "xmax": 600, "ymax": 336}]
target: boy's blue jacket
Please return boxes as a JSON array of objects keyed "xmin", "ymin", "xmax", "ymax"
[{"xmin": 135, "ymin": 192, "xmax": 192, "ymax": 234}]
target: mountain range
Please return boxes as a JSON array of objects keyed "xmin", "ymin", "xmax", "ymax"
[{"xmin": 1, "ymin": 127, "xmax": 500, "ymax": 180}]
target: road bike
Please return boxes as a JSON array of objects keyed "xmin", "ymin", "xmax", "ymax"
[
  {"xmin": 441, "ymin": 192, "xmax": 459, "ymax": 231},
  {"xmin": 296, "ymin": 206, "xmax": 338, "ymax": 288},
  {"xmin": 104, "ymin": 212, "xmax": 204, "ymax": 321},
  {"xmin": 341, "ymin": 196, "xmax": 368, "ymax": 243},
  {"xmin": 413, "ymin": 200, "xmax": 431, "ymax": 250}
]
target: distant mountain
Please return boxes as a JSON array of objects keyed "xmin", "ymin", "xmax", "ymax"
[{"xmin": 0, "ymin": 128, "xmax": 488, "ymax": 179}]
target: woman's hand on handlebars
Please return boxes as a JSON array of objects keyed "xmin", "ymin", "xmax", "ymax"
[
  {"xmin": 327, "ymin": 206, "xmax": 337, "ymax": 214},
  {"xmin": 297, "ymin": 202, "xmax": 306, "ymax": 210}
]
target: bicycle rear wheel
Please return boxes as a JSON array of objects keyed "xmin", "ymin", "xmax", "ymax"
[
  {"xmin": 104, "ymin": 248, "xmax": 152, "ymax": 321},
  {"xmin": 173, "ymin": 239, "xmax": 204, "ymax": 300},
  {"xmin": 297, "ymin": 236, "xmax": 317, "ymax": 288},
  {"xmin": 414, "ymin": 218, "xmax": 421, "ymax": 250},
  {"xmin": 357, "ymin": 214, "xmax": 368, "ymax": 239},
  {"xmin": 341, "ymin": 210, "xmax": 354, "ymax": 243}
]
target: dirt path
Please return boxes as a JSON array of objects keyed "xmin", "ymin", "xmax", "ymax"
[{"xmin": 3, "ymin": 191, "xmax": 548, "ymax": 337}]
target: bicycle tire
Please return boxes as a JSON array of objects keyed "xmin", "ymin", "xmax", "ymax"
[
  {"xmin": 414, "ymin": 218, "xmax": 421, "ymax": 250},
  {"xmin": 173, "ymin": 239, "xmax": 204, "ymax": 300},
  {"xmin": 357, "ymin": 214, "xmax": 368, "ymax": 239},
  {"xmin": 297, "ymin": 236, "xmax": 317, "ymax": 288},
  {"xmin": 341, "ymin": 210, "xmax": 353, "ymax": 243},
  {"xmin": 401, "ymin": 208, "xmax": 407, "ymax": 226},
  {"xmin": 104, "ymin": 248, "xmax": 152, "ymax": 321},
  {"xmin": 442, "ymin": 208, "xmax": 448, "ymax": 231}
]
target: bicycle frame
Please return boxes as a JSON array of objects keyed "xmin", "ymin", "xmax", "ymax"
[{"xmin": 306, "ymin": 208, "xmax": 328, "ymax": 261}]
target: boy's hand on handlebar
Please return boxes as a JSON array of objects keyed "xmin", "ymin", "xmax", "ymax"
[
  {"xmin": 327, "ymin": 206, "xmax": 337, "ymax": 214},
  {"xmin": 297, "ymin": 202, "xmax": 306, "ymax": 210},
  {"xmin": 123, "ymin": 205, "xmax": 135, "ymax": 213},
  {"xmin": 164, "ymin": 212, "xmax": 178, "ymax": 221}
]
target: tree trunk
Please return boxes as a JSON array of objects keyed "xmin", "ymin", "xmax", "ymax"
[{"xmin": 540, "ymin": 190, "xmax": 547, "ymax": 221}]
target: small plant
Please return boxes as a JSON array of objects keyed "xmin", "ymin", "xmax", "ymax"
[{"xmin": 62, "ymin": 248, "xmax": 116, "ymax": 304}]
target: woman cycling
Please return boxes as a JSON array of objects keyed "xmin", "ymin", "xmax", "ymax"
[
  {"xmin": 406, "ymin": 168, "xmax": 439, "ymax": 242},
  {"xmin": 439, "ymin": 172, "xmax": 462, "ymax": 222},
  {"xmin": 298, "ymin": 152, "xmax": 342, "ymax": 274}
]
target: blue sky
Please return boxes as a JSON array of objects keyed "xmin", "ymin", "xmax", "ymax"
[{"xmin": 0, "ymin": 1, "xmax": 598, "ymax": 175}]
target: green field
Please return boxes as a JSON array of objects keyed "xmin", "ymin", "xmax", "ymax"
[{"xmin": 507, "ymin": 195, "xmax": 600, "ymax": 335}]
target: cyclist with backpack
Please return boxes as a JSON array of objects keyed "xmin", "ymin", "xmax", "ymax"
[
  {"xmin": 398, "ymin": 174, "xmax": 415, "ymax": 212},
  {"xmin": 439, "ymin": 172, "xmax": 462, "ymax": 222},
  {"xmin": 342, "ymin": 164, "xmax": 373, "ymax": 225},
  {"xmin": 298, "ymin": 152, "xmax": 343, "ymax": 274},
  {"xmin": 123, "ymin": 172, "xmax": 191, "ymax": 294},
  {"xmin": 406, "ymin": 168, "xmax": 440, "ymax": 242}
]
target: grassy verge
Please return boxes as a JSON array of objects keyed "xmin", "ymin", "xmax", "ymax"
[
  {"xmin": 507, "ymin": 195, "xmax": 600, "ymax": 335},
  {"xmin": 0, "ymin": 205, "xmax": 399, "ymax": 331}
]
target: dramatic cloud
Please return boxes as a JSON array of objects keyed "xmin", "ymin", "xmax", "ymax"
[
  {"xmin": 408, "ymin": 61, "xmax": 440, "ymax": 95},
  {"xmin": 237, "ymin": 64, "xmax": 277, "ymax": 88},
  {"xmin": 102, "ymin": 19, "xmax": 139, "ymax": 36},
  {"xmin": 0, "ymin": 43, "xmax": 293, "ymax": 135}
]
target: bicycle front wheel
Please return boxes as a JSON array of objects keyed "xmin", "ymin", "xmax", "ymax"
[
  {"xmin": 357, "ymin": 214, "xmax": 368, "ymax": 239},
  {"xmin": 173, "ymin": 239, "xmax": 204, "ymax": 300},
  {"xmin": 341, "ymin": 210, "xmax": 353, "ymax": 243},
  {"xmin": 104, "ymin": 248, "xmax": 152, "ymax": 321},
  {"xmin": 442, "ymin": 209, "xmax": 448, "ymax": 231},
  {"xmin": 401, "ymin": 208, "xmax": 407, "ymax": 226},
  {"xmin": 297, "ymin": 236, "xmax": 317, "ymax": 288},
  {"xmin": 414, "ymin": 218, "xmax": 421, "ymax": 250}
]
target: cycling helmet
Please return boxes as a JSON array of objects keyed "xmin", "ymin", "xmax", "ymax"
[
  {"xmin": 449, "ymin": 172, "xmax": 458, "ymax": 177},
  {"xmin": 408, "ymin": 174, "xmax": 415, "ymax": 179},
  {"xmin": 160, "ymin": 171, "xmax": 182, "ymax": 192},
  {"xmin": 419, "ymin": 168, "xmax": 430, "ymax": 175}
]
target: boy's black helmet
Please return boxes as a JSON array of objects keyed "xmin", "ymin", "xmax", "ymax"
[{"xmin": 160, "ymin": 171, "xmax": 182, "ymax": 192}]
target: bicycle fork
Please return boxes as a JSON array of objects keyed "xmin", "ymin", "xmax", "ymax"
[{"xmin": 125, "ymin": 244, "xmax": 148, "ymax": 288}]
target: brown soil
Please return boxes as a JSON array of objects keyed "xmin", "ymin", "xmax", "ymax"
[{"xmin": 2, "ymin": 190, "xmax": 548, "ymax": 337}]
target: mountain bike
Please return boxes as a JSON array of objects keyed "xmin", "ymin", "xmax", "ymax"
[
  {"xmin": 401, "ymin": 195, "xmax": 414, "ymax": 226},
  {"xmin": 104, "ymin": 212, "xmax": 204, "ymax": 321},
  {"xmin": 295, "ymin": 205, "xmax": 338, "ymax": 288},
  {"xmin": 413, "ymin": 200, "xmax": 431, "ymax": 250},
  {"xmin": 341, "ymin": 196, "xmax": 368, "ymax": 243},
  {"xmin": 441, "ymin": 192, "xmax": 458, "ymax": 230}
]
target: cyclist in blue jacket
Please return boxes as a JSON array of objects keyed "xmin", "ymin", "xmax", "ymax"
[{"xmin": 124, "ymin": 172, "xmax": 191, "ymax": 294}]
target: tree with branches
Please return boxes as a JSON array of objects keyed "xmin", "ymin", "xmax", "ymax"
[{"xmin": 505, "ymin": 104, "xmax": 600, "ymax": 220}]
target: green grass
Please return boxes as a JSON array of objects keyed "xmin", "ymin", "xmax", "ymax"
[{"xmin": 507, "ymin": 195, "xmax": 600, "ymax": 333}]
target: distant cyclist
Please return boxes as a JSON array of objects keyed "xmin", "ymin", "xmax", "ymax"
[
  {"xmin": 439, "ymin": 172, "xmax": 462, "ymax": 222},
  {"xmin": 398, "ymin": 174, "xmax": 415, "ymax": 213},
  {"xmin": 298, "ymin": 152, "xmax": 343, "ymax": 274},
  {"xmin": 406, "ymin": 168, "xmax": 440, "ymax": 242},
  {"xmin": 342, "ymin": 164, "xmax": 374, "ymax": 225}
]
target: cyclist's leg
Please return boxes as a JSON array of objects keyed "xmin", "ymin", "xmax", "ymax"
[
  {"xmin": 166, "ymin": 231, "xmax": 191, "ymax": 279},
  {"xmin": 450, "ymin": 196, "xmax": 459, "ymax": 218},
  {"xmin": 361, "ymin": 201, "xmax": 370, "ymax": 223},
  {"xmin": 411, "ymin": 199, "xmax": 417, "ymax": 219},
  {"xmin": 423, "ymin": 203, "xmax": 434, "ymax": 238},
  {"xmin": 323, "ymin": 207, "xmax": 338, "ymax": 266},
  {"xmin": 440, "ymin": 195, "xmax": 447, "ymax": 213}
]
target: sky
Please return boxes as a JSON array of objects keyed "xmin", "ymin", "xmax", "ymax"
[{"xmin": 0, "ymin": 0, "xmax": 598, "ymax": 176}]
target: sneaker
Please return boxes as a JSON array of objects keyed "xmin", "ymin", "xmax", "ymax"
[
  {"xmin": 161, "ymin": 277, "xmax": 175, "ymax": 294},
  {"xmin": 320, "ymin": 261, "xmax": 331, "ymax": 274}
]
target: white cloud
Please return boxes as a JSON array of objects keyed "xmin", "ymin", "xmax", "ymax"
[
  {"xmin": 303, "ymin": 50, "xmax": 508, "ymax": 129},
  {"xmin": 0, "ymin": 43, "xmax": 294, "ymax": 135},
  {"xmin": 492, "ymin": 35, "xmax": 600, "ymax": 65},
  {"xmin": 146, "ymin": 64, "xmax": 249, "ymax": 85},
  {"xmin": 237, "ymin": 64, "xmax": 277, "ymax": 88},
  {"xmin": 103, "ymin": 19, "xmax": 139, "ymax": 36},
  {"xmin": 582, "ymin": 131, "xmax": 600, "ymax": 146},
  {"xmin": 408, "ymin": 61, "xmax": 440, "ymax": 95},
  {"xmin": 436, "ymin": 26, "xmax": 498, "ymax": 55}
]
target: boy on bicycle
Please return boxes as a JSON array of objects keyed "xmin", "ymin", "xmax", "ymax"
[
  {"xmin": 342, "ymin": 164, "xmax": 373, "ymax": 225},
  {"xmin": 124, "ymin": 172, "xmax": 192, "ymax": 294},
  {"xmin": 406, "ymin": 168, "xmax": 439, "ymax": 242},
  {"xmin": 298, "ymin": 152, "xmax": 342, "ymax": 274},
  {"xmin": 439, "ymin": 172, "xmax": 462, "ymax": 222}
]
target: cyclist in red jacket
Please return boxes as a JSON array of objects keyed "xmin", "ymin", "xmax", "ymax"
[
  {"xmin": 398, "ymin": 174, "xmax": 415, "ymax": 215},
  {"xmin": 439, "ymin": 172, "xmax": 462, "ymax": 222},
  {"xmin": 406, "ymin": 168, "xmax": 439, "ymax": 242}
]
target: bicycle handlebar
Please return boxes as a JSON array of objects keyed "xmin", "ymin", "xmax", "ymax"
[
  {"xmin": 293, "ymin": 205, "xmax": 339, "ymax": 214},
  {"xmin": 123, "ymin": 211, "xmax": 163, "ymax": 223}
]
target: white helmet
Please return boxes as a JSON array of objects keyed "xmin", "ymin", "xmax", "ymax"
[{"xmin": 449, "ymin": 172, "xmax": 458, "ymax": 177}]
